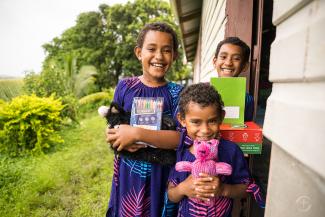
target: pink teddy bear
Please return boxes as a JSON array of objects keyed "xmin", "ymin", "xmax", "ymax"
[{"xmin": 175, "ymin": 139, "xmax": 232, "ymax": 206}]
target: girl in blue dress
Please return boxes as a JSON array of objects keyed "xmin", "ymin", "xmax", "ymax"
[
  {"xmin": 105, "ymin": 22, "xmax": 183, "ymax": 217},
  {"xmin": 167, "ymin": 83, "xmax": 264, "ymax": 217}
]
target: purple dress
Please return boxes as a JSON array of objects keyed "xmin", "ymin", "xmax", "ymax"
[
  {"xmin": 167, "ymin": 130, "xmax": 265, "ymax": 217},
  {"xmin": 106, "ymin": 77, "xmax": 183, "ymax": 217}
]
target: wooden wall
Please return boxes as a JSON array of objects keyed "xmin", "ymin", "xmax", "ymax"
[{"xmin": 193, "ymin": 0, "xmax": 227, "ymax": 83}]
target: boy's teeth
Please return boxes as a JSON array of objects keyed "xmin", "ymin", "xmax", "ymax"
[
  {"xmin": 223, "ymin": 69, "xmax": 233, "ymax": 72},
  {"xmin": 152, "ymin": 63, "xmax": 164, "ymax": 67}
]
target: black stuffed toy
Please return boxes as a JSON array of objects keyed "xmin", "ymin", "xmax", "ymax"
[{"xmin": 98, "ymin": 102, "xmax": 176, "ymax": 166}]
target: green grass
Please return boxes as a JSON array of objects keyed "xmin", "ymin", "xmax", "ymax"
[
  {"xmin": 0, "ymin": 112, "xmax": 114, "ymax": 217},
  {"xmin": 0, "ymin": 79, "xmax": 24, "ymax": 101}
]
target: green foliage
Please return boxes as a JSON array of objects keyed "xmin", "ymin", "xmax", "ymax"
[
  {"xmin": 78, "ymin": 90, "xmax": 114, "ymax": 106},
  {"xmin": 74, "ymin": 65, "xmax": 99, "ymax": 98},
  {"xmin": 63, "ymin": 53, "xmax": 78, "ymax": 93},
  {"xmin": 42, "ymin": 0, "xmax": 191, "ymax": 90},
  {"xmin": 60, "ymin": 94, "xmax": 79, "ymax": 123},
  {"xmin": 23, "ymin": 62, "xmax": 79, "ymax": 122},
  {"xmin": 78, "ymin": 90, "xmax": 114, "ymax": 114},
  {"xmin": 0, "ymin": 98, "xmax": 5, "ymax": 106},
  {"xmin": 23, "ymin": 56, "xmax": 99, "ymax": 97},
  {"xmin": 0, "ymin": 79, "xmax": 24, "ymax": 101},
  {"xmin": 0, "ymin": 113, "xmax": 113, "ymax": 217},
  {"xmin": 22, "ymin": 71, "xmax": 41, "ymax": 94},
  {"xmin": 23, "ymin": 65, "xmax": 68, "ymax": 97},
  {"xmin": 43, "ymin": 11, "xmax": 104, "ymax": 85},
  {"xmin": 0, "ymin": 95, "xmax": 64, "ymax": 156}
]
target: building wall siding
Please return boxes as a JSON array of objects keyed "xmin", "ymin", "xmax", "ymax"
[
  {"xmin": 193, "ymin": 0, "xmax": 227, "ymax": 82},
  {"xmin": 264, "ymin": 144, "xmax": 325, "ymax": 217},
  {"xmin": 264, "ymin": 0, "xmax": 325, "ymax": 216}
]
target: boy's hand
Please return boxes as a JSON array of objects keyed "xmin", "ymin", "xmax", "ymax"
[
  {"xmin": 106, "ymin": 125, "xmax": 140, "ymax": 151},
  {"xmin": 194, "ymin": 173, "xmax": 224, "ymax": 198}
]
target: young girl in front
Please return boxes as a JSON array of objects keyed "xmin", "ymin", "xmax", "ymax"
[
  {"xmin": 105, "ymin": 22, "xmax": 183, "ymax": 217},
  {"xmin": 167, "ymin": 83, "xmax": 263, "ymax": 216}
]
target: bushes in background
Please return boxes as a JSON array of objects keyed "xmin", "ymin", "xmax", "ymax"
[
  {"xmin": 0, "ymin": 95, "xmax": 64, "ymax": 156},
  {"xmin": 78, "ymin": 90, "xmax": 114, "ymax": 114},
  {"xmin": 0, "ymin": 79, "xmax": 24, "ymax": 101}
]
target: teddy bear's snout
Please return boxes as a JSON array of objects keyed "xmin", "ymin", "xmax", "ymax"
[{"xmin": 199, "ymin": 150, "xmax": 206, "ymax": 154}]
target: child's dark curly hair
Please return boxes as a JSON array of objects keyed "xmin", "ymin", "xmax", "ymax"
[
  {"xmin": 179, "ymin": 83, "xmax": 224, "ymax": 121},
  {"xmin": 214, "ymin": 37, "xmax": 250, "ymax": 63},
  {"xmin": 136, "ymin": 22, "xmax": 179, "ymax": 55}
]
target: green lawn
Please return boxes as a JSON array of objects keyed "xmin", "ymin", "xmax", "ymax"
[{"xmin": 0, "ymin": 112, "xmax": 114, "ymax": 217}]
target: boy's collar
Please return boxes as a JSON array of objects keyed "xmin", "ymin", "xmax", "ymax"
[{"xmin": 180, "ymin": 128, "xmax": 193, "ymax": 147}]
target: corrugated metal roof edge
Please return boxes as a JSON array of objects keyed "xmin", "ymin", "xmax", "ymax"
[{"xmin": 169, "ymin": 0, "xmax": 202, "ymax": 62}]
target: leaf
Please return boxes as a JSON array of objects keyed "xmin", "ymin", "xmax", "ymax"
[{"xmin": 120, "ymin": 186, "xmax": 150, "ymax": 217}]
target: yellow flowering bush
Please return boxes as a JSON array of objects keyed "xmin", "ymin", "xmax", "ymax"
[{"xmin": 0, "ymin": 94, "xmax": 64, "ymax": 156}]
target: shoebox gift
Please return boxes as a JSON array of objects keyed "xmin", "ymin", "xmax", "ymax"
[{"xmin": 220, "ymin": 122, "xmax": 263, "ymax": 154}]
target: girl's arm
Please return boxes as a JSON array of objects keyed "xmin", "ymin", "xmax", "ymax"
[
  {"xmin": 221, "ymin": 183, "xmax": 248, "ymax": 198},
  {"xmin": 167, "ymin": 175, "xmax": 196, "ymax": 203},
  {"xmin": 167, "ymin": 183, "xmax": 185, "ymax": 203},
  {"xmin": 106, "ymin": 124, "xmax": 180, "ymax": 151}
]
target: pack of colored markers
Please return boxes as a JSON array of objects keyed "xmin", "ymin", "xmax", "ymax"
[{"xmin": 130, "ymin": 97, "xmax": 164, "ymax": 131}]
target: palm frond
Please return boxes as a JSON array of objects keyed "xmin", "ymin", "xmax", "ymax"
[{"xmin": 120, "ymin": 186, "xmax": 150, "ymax": 217}]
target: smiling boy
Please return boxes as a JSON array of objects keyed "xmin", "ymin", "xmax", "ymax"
[{"xmin": 212, "ymin": 37, "xmax": 253, "ymax": 121}]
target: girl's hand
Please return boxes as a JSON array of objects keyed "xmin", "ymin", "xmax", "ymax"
[
  {"xmin": 124, "ymin": 143, "xmax": 146, "ymax": 152},
  {"xmin": 106, "ymin": 125, "xmax": 140, "ymax": 151},
  {"xmin": 178, "ymin": 175, "xmax": 197, "ymax": 198},
  {"xmin": 106, "ymin": 127, "xmax": 117, "ymax": 145},
  {"xmin": 194, "ymin": 173, "xmax": 224, "ymax": 199}
]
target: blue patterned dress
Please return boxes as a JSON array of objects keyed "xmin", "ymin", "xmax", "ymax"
[
  {"xmin": 106, "ymin": 77, "xmax": 183, "ymax": 217},
  {"xmin": 167, "ymin": 130, "xmax": 265, "ymax": 217}
]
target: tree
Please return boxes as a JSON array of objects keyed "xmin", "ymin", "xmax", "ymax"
[
  {"xmin": 42, "ymin": 11, "xmax": 104, "ymax": 76},
  {"xmin": 42, "ymin": 0, "xmax": 191, "ymax": 89},
  {"xmin": 74, "ymin": 65, "xmax": 99, "ymax": 98},
  {"xmin": 23, "ymin": 58, "xmax": 79, "ymax": 122}
]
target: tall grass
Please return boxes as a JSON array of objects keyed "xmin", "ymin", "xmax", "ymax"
[
  {"xmin": 0, "ymin": 79, "xmax": 24, "ymax": 101},
  {"xmin": 0, "ymin": 112, "xmax": 114, "ymax": 217}
]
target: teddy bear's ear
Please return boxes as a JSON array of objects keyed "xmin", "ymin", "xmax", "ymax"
[
  {"xmin": 193, "ymin": 140, "xmax": 199, "ymax": 145},
  {"xmin": 210, "ymin": 139, "xmax": 220, "ymax": 146}
]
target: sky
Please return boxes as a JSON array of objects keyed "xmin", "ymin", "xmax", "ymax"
[{"xmin": 0, "ymin": 0, "xmax": 129, "ymax": 78}]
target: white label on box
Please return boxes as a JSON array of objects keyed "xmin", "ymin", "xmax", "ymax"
[{"xmin": 224, "ymin": 106, "xmax": 240, "ymax": 119}]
